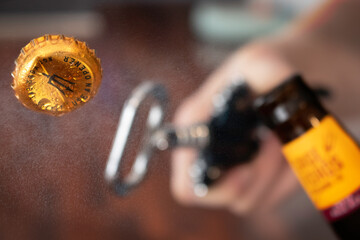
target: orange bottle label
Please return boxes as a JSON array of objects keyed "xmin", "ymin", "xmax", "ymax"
[{"xmin": 282, "ymin": 116, "xmax": 360, "ymax": 211}]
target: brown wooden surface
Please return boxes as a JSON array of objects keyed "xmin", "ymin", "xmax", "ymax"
[{"xmin": 0, "ymin": 4, "xmax": 247, "ymax": 240}]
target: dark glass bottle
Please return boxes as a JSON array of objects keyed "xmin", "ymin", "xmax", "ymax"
[{"xmin": 254, "ymin": 75, "xmax": 360, "ymax": 240}]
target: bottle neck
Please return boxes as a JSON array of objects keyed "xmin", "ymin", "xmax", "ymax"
[{"xmin": 271, "ymin": 103, "xmax": 328, "ymax": 143}]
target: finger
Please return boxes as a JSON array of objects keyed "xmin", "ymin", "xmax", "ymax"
[
  {"xmin": 171, "ymin": 145, "xmax": 255, "ymax": 207},
  {"xmin": 228, "ymin": 133, "xmax": 285, "ymax": 214},
  {"xmin": 170, "ymin": 147, "xmax": 198, "ymax": 205},
  {"xmin": 260, "ymin": 162, "xmax": 299, "ymax": 211}
]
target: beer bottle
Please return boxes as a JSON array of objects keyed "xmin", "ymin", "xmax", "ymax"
[{"xmin": 254, "ymin": 75, "xmax": 360, "ymax": 239}]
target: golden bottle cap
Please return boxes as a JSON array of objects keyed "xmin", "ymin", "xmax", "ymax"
[{"xmin": 12, "ymin": 34, "xmax": 102, "ymax": 116}]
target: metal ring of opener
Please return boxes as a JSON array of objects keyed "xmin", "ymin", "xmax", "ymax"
[{"xmin": 105, "ymin": 82, "xmax": 168, "ymax": 195}]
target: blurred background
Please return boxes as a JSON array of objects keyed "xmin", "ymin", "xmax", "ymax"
[{"xmin": 0, "ymin": 0, "xmax": 353, "ymax": 239}]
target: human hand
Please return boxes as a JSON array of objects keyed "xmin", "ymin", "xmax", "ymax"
[{"xmin": 171, "ymin": 42, "xmax": 301, "ymax": 215}]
